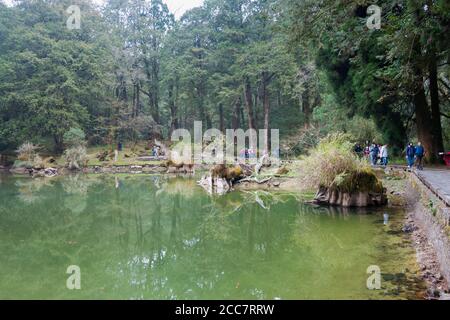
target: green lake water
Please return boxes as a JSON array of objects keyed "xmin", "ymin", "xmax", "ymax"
[{"xmin": 0, "ymin": 174, "xmax": 426, "ymax": 300}]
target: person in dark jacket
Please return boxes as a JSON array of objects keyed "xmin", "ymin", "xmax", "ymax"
[
  {"xmin": 354, "ymin": 144, "xmax": 363, "ymax": 157},
  {"xmin": 370, "ymin": 143, "xmax": 379, "ymax": 166},
  {"xmin": 415, "ymin": 142, "xmax": 425, "ymax": 170},
  {"xmin": 406, "ymin": 143, "xmax": 415, "ymax": 168}
]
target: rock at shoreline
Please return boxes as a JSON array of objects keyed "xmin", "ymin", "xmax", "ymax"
[
  {"xmin": 9, "ymin": 167, "xmax": 31, "ymax": 175},
  {"xmin": 31, "ymin": 167, "xmax": 58, "ymax": 177},
  {"xmin": 312, "ymin": 169, "xmax": 387, "ymax": 207},
  {"xmin": 313, "ymin": 186, "xmax": 388, "ymax": 207}
]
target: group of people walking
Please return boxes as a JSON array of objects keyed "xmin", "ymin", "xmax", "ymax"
[
  {"xmin": 405, "ymin": 142, "xmax": 425, "ymax": 170},
  {"xmin": 354, "ymin": 142, "xmax": 389, "ymax": 166},
  {"xmin": 354, "ymin": 141, "xmax": 426, "ymax": 170}
]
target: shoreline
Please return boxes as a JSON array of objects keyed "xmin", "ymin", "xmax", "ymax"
[
  {"xmin": 383, "ymin": 169, "xmax": 450, "ymax": 299},
  {"xmin": 405, "ymin": 174, "xmax": 450, "ymax": 299}
]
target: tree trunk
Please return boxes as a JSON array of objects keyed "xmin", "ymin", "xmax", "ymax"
[
  {"xmin": 244, "ymin": 77, "xmax": 256, "ymax": 130},
  {"xmin": 414, "ymin": 84, "xmax": 435, "ymax": 163},
  {"xmin": 262, "ymin": 72, "xmax": 271, "ymax": 155},
  {"xmin": 152, "ymin": 36, "xmax": 160, "ymax": 124},
  {"xmin": 152, "ymin": 84, "xmax": 159, "ymax": 124},
  {"xmin": 232, "ymin": 97, "xmax": 242, "ymax": 130},
  {"xmin": 254, "ymin": 91, "xmax": 259, "ymax": 128},
  {"xmin": 411, "ymin": 6, "xmax": 437, "ymax": 163},
  {"xmin": 240, "ymin": 105, "xmax": 245, "ymax": 129},
  {"xmin": 168, "ymin": 81, "xmax": 178, "ymax": 135},
  {"xmin": 429, "ymin": 50, "xmax": 445, "ymax": 158},
  {"xmin": 302, "ymin": 88, "xmax": 311, "ymax": 128},
  {"xmin": 146, "ymin": 81, "xmax": 155, "ymax": 121},
  {"xmin": 132, "ymin": 84, "xmax": 136, "ymax": 118},
  {"xmin": 198, "ymin": 93, "xmax": 211, "ymax": 129},
  {"xmin": 313, "ymin": 92, "xmax": 321, "ymax": 110},
  {"xmin": 277, "ymin": 90, "xmax": 281, "ymax": 108},
  {"xmin": 136, "ymin": 82, "xmax": 140, "ymax": 116},
  {"xmin": 54, "ymin": 135, "xmax": 64, "ymax": 154},
  {"xmin": 219, "ymin": 104, "xmax": 225, "ymax": 133},
  {"xmin": 151, "ymin": 81, "xmax": 159, "ymax": 124}
]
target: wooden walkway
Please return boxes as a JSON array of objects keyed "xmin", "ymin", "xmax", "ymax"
[
  {"xmin": 375, "ymin": 165, "xmax": 449, "ymax": 206},
  {"xmin": 414, "ymin": 169, "xmax": 450, "ymax": 207}
]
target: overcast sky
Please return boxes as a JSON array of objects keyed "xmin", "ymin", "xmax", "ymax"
[
  {"xmin": 164, "ymin": 0, "xmax": 204, "ymax": 18},
  {"xmin": 1, "ymin": 0, "xmax": 204, "ymax": 19}
]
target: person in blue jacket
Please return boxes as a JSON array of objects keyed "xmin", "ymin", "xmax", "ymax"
[
  {"xmin": 370, "ymin": 143, "xmax": 380, "ymax": 166},
  {"xmin": 406, "ymin": 143, "xmax": 415, "ymax": 169},
  {"xmin": 415, "ymin": 142, "xmax": 425, "ymax": 170}
]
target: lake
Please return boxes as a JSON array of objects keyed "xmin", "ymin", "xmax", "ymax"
[{"xmin": 0, "ymin": 173, "xmax": 425, "ymax": 299}]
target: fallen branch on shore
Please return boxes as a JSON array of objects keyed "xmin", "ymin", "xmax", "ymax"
[
  {"xmin": 255, "ymin": 154, "xmax": 270, "ymax": 175},
  {"xmin": 237, "ymin": 176, "xmax": 272, "ymax": 184}
]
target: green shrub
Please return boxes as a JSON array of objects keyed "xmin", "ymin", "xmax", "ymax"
[
  {"xmin": 345, "ymin": 116, "xmax": 383, "ymax": 144},
  {"xmin": 63, "ymin": 128, "xmax": 86, "ymax": 148}
]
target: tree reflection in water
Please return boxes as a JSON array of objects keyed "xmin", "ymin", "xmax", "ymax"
[{"xmin": 0, "ymin": 174, "xmax": 424, "ymax": 299}]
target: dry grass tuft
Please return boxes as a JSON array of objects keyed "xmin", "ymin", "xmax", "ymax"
[{"xmin": 300, "ymin": 133, "xmax": 383, "ymax": 193}]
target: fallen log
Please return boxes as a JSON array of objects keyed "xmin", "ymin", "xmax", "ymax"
[
  {"xmin": 255, "ymin": 154, "xmax": 269, "ymax": 175},
  {"xmin": 237, "ymin": 177, "xmax": 272, "ymax": 184}
]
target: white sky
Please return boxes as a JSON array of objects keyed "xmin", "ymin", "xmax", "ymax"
[
  {"xmin": 164, "ymin": 0, "xmax": 204, "ymax": 18},
  {"xmin": 1, "ymin": 0, "xmax": 204, "ymax": 19}
]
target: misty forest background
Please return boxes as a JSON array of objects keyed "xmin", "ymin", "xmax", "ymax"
[{"xmin": 0, "ymin": 0, "xmax": 449, "ymax": 162}]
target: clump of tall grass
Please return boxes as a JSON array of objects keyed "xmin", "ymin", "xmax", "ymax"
[
  {"xmin": 16, "ymin": 142, "xmax": 39, "ymax": 163},
  {"xmin": 15, "ymin": 142, "xmax": 42, "ymax": 168},
  {"xmin": 64, "ymin": 146, "xmax": 89, "ymax": 170},
  {"xmin": 301, "ymin": 133, "xmax": 383, "ymax": 193}
]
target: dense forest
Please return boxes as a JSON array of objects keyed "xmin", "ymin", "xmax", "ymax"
[{"xmin": 0, "ymin": 0, "xmax": 449, "ymax": 162}]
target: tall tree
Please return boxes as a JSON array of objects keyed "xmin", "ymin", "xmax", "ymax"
[
  {"xmin": 0, "ymin": 0, "xmax": 113, "ymax": 152},
  {"xmin": 284, "ymin": 0, "xmax": 449, "ymax": 160}
]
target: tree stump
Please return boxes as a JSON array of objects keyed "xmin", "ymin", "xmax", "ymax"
[{"xmin": 314, "ymin": 186, "xmax": 387, "ymax": 207}]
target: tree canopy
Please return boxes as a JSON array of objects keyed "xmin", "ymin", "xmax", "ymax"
[{"xmin": 0, "ymin": 0, "xmax": 448, "ymax": 161}]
